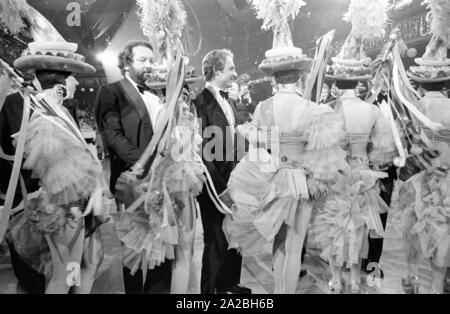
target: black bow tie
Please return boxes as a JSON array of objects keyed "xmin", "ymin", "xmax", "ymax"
[
  {"xmin": 219, "ymin": 90, "xmax": 229, "ymax": 100},
  {"xmin": 137, "ymin": 84, "xmax": 154, "ymax": 95}
]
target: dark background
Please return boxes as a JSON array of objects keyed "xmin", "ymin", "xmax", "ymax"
[{"xmin": 0, "ymin": 0, "xmax": 440, "ymax": 106}]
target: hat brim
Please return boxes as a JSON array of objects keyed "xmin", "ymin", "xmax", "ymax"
[
  {"xmin": 325, "ymin": 74, "xmax": 372, "ymax": 82},
  {"xmin": 407, "ymin": 72, "xmax": 450, "ymax": 83},
  {"xmin": 259, "ymin": 58, "xmax": 313, "ymax": 76},
  {"xmin": 414, "ymin": 58, "xmax": 450, "ymax": 67},
  {"xmin": 145, "ymin": 76, "xmax": 203, "ymax": 89},
  {"xmin": 14, "ymin": 55, "xmax": 96, "ymax": 74}
]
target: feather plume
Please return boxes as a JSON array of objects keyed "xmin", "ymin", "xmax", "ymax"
[
  {"xmin": 423, "ymin": 0, "xmax": 450, "ymax": 46},
  {"xmin": 137, "ymin": 0, "xmax": 186, "ymax": 61},
  {"xmin": 248, "ymin": 0, "xmax": 306, "ymax": 30},
  {"xmin": 0, "ymin": 0, "xmax": 28, "ymax": 35},
  {"xmin": 0, "ymin": 0, "xmax": 64, "ymax": 41},
  {"xmin": 344, "ymin": 0, "xmax": 390, "ymax": 40},
  {"xmin": 26, "ymin": 4, "xmax": 65, "ymax": 42}
]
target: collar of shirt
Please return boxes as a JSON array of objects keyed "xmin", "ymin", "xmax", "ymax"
[
  {"xmin": 125, "ymin": 74, "xmax": 143, "ymax": 92},
  {"xmin": 206, "ymin": 82, "xmax": 226, "ymax": 101},
  {"xmin": 125, "ymin": 74, "xmax": 159, "ymax": 101},
  {"xmin": 125, "ymin": 74, "xmax": 154, "ymax": 95},
  {"xmin": 205, "ymin": 82, "xmax": 235, "ymax": 127},
  {"xmin": 125, "ymin": 74, "xmax": 163, "ymax": 127},
  {"xmin": 341, "ymin": 89, "xmax": 357, "ymax": 99}
]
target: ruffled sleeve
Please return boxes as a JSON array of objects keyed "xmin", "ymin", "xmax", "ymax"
[
  {"xmin": 368, "ymin": 105, "xmax": 398, "ymax": 166},
  {"xmin": 302, "ymin": 104, "xmax": 349, "ymax": 180},
  {"xmin": 22, "ymin": 114, "xmax": 104, "ymax": 205}
]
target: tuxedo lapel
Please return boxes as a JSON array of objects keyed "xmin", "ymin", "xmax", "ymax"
[
  {"xmin": 204, "ymin": 87, "xmax": 231, "ymax": 128},
  {"xmin": 228, "ymin": 98, "xmax": 238, "ymax": 124},
  {"xmin": 119, "ymin": 78, "xmax": 153, "ymax": 134}
]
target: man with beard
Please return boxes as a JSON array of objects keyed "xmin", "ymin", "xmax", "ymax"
[{"xmin": 94, "ymin": 40, "xmax": 169, "ymax": 293}]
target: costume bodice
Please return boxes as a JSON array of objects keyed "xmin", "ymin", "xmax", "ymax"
[
  {"xmin": 252, "ymin": 92, "xmax": 324, "ymax": 163},
  {"xmin": 335, "ymin": 91, "xmax": 385, "ymax": 166}
]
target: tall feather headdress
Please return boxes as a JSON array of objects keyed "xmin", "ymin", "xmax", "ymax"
[
  {"xmin": 326, "ymin": 0, "xmax": 389, "ymax": 81},
  {"xmin": 248, "ymin": 0, "xmax": 312, "ymax": 75},
  {"xmin": 421, "ymin": 0, "xmax": 450, "ymax": 61},
  {"xmin": 408, "ymin": 0, "xmax": 450, "ymax": 82},
  {"xmin": 337, "ymin": 0, "xmax": 390, "ymax": 62},
  {"xmin": 249, "ymin": 0, "xmax": 306, "ymax": 54},
  {"xmin": 0, "ymin": 0, "xmax": 64, "ymax": 41},
  {"xmin": 136, "ymin": 0, "xmax": 186, "ymax": 65}
]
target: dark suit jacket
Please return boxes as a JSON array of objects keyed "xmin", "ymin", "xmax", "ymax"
[
  {"xmin": 0, "ymin": 93, "xmax": 39, "ymax": 204},
  {"xmin": 194, "ymin": 87, "xmax": 238, "ymax": 195},
  {"xmin": 94, "ymin": 78, "xmax": 155, "ymax": 193}
]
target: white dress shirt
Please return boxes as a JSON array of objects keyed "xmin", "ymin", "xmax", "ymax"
[{"xmin": 125, "ymin": 74, "xmax": 164, "ymax": 128}]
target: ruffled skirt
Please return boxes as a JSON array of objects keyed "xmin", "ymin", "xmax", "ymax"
[
  {"xmin": 23, "ymin": 115, "xmax": 104, "ymax": 206},
  {"xmin": 116, "ymin": 159, "xmax": 203, "ymax": 273},
  {"xmin": 310, "ymin": 168, "xmax": 388, "ymax": 267},
  {"xmin": 9, "ymin": 208, "xmax": 107, "ymax": 280},
  {"xmin": 223, "ymin": 149, "xmax": 321, "ymax": 256},
  {"xmin": 396, "ymin": 170, "xmax": 450, "ymax": 267}
]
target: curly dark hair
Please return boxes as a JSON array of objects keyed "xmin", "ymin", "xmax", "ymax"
[
  {"xmin": 201, "ymin": 49, "xmax": 234, "ymax": 82},
  {"xmin": 273, "ymin": 70, "xmax": 301, "ymax": 85},
  {"xmin": 117, "ymin": 40, "xmax": 153, "ymax": 75}
]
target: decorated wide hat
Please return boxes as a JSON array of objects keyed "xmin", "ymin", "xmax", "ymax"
[
  {"xmin": 136, "ymin": 0, "xmax": 202, "ymax": 89},
  {"xmin": 249, "ymin": 0, "xmax": 312, "ymax": 76},
  {"xmin": 14, "ymin": 41, "xmax": 96, "ymax": 75},
  {"xmin": 407, "ymin": 0, "xmax": 450, "ymax": 83},
  {"xmin": 145, "ymin": 59, "xmax": 202, "ymax": 89},
  {"xmin": 326, "ymin": 0, "xmax": 389, "ymax": 82},
  {"xmin": 0, "ymin": 0, "xmax": 95, "ymax": 75}
]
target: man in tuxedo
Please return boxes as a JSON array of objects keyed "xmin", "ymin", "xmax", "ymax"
[
  {"xmin": 94, "ymin": 40, "xmax": 170, "ymax": 294},
  {"xmin": 362, "ymin": 92, "xmax": 397, "ymax": 279},
  {"xmin": 362, "ymin": 165, "xmax": 396, "ymax": 279},
  {"xmin": 194, "ymin": 49, "xmax": 251, "ymax": 294}
]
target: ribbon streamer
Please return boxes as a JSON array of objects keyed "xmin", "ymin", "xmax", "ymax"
[
  {"xmin": 380, "ymin": 99, "xmax": 406, "ymax": 167},
  {"xmin": 0, "ymin": 91, "xmax": 30, "ymax": 242},
  {"xmin": 392, "ymin": 55, "xmax": 444, "ymax": 132},
  {"xmin": 304, "ymin": 30, "xmax": 335, "ymax": 102}
]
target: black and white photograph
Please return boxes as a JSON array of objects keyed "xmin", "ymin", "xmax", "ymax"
[{"xmin": 1, "ymin": 0, "xmax": 450, "ymax": 297}]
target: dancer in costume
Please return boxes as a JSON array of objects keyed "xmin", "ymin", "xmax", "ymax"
[
  {"xmin": 397, "ymin": 0, "xmax": 450, "ymax": 294},
  {"xmin": 223, "ymin": 0, "xmax": 349, "ymax": 294},
  {"xmin": 114, "ymin": 0, "xmax": 206, "ymax": 294},
  {"xmin": 0, "ymin": 1, "xmax": 113, "ymax": 294},
  {"xmin": 314, "ymin": 0, "xmax": 398, "ymax": 294},
  {"xmin": 6, "ymin": 40, "xmax": 110, "ymax": 294}
]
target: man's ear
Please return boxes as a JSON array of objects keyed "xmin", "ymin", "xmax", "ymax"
[{"xmin": 213, "ymin": 66, "xmax": 222, "ymax": 77}]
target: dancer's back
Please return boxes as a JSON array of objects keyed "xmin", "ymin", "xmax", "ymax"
[
  {"xmin": 335, "ymin": 90, "xmax": 381, "ymax": 167},
  {"xmin": 272, "ymin": 92, "xmax": 311, "ymax": 163}
]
